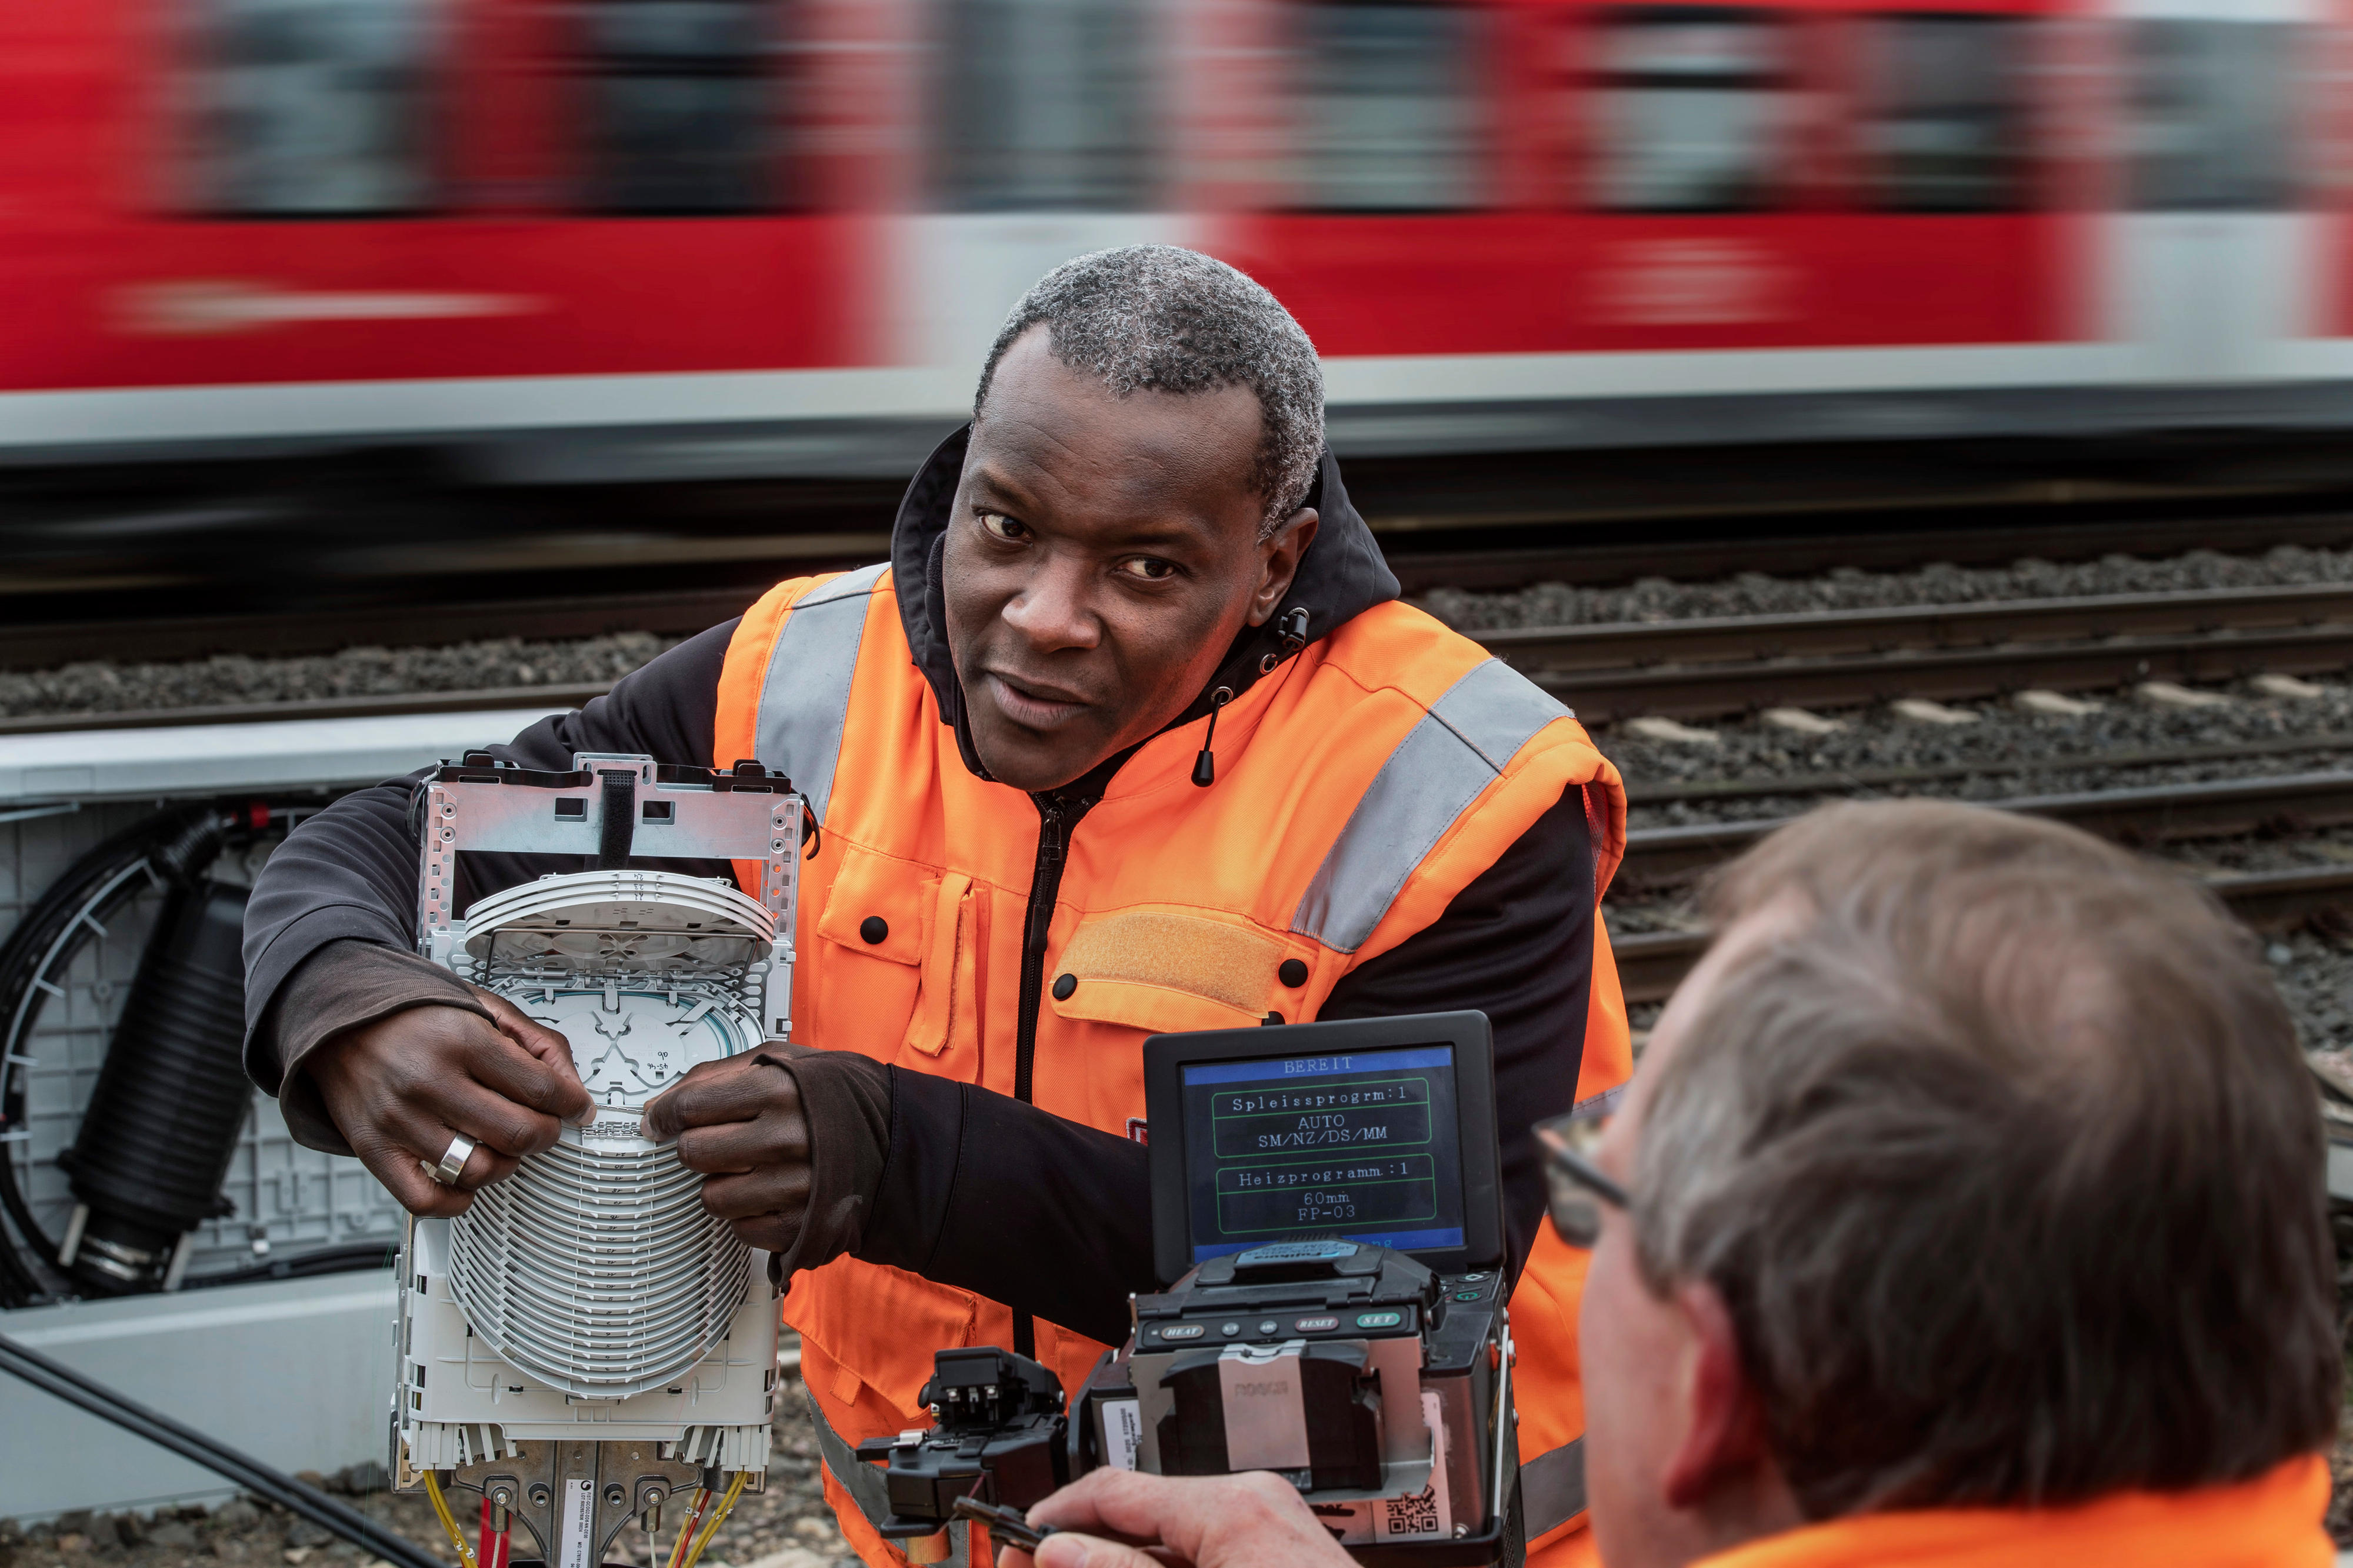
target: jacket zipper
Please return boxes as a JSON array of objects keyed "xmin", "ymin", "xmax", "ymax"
[
  {"xmin": 1015, "ymin": 795, "xmax": 1070, "ymax": 1107},
  {"xmin": 1010, "ymin": 793, "xmax": 1076, "ymax": 1358}
]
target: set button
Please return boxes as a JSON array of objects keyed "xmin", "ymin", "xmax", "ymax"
[{"xmin": 1354, "ymin": 1310, "xmax": 1404, "ymax": 1329}]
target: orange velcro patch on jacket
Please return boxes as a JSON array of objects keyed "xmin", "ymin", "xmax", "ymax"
[{"xmin": 1055, "ymin": 911, "xmax": 1282, "ymax": 1014}]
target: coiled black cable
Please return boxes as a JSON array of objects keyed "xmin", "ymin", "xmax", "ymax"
[
  {"xmin": 0, "ymin": 805, "xmax": 229, "ymax": 1302},
  {"xmin": 0, "ymin": 799, "xmax": 388, "ymax": 1304}
]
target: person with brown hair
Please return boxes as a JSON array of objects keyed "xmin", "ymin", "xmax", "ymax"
[{"xmin": 1013, "ymin": 799, "xmax": 2341, "ymax": 1568}]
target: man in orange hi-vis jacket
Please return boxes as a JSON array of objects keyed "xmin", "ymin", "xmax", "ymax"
[
  {"xmin": 1008, "ymin": 801, "xmax": 2342, "ymax": 1568},
  {"xmin": 243, "ymin": 248, "xmax": 1629, "ymax": 1568}
]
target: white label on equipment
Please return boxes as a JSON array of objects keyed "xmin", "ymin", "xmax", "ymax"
[
  {"xmin": 1311, "ymin": 1390, "xmax": 1455, "ymax": 1545},
  {"xmin": 1100, "ymin": 1398, "xmax": 1143, "ymax": 1470},
  {"xmin": 1371, "ymin": 1392, "xmax": 1454, "ymax": 1541},
  {"xmin": 560, "ymin": 1478, "xmax": 595, "ymax": 1568}
]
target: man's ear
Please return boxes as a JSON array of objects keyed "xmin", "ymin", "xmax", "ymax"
[
  {"xmin": 1248, "ymin": 508, "xmax": 1319, "ymax": 626},
  {"xmin": 1660, "ymin": 1280, "xmax": 1775, "ymax": 1509}
]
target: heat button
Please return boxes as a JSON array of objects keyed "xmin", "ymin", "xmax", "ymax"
[{"xmin": 1158, "ymin": 1324, "xmax": 1206, "ymax": 1341}]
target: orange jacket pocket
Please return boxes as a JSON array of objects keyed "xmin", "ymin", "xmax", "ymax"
[
  {"xmin": 785, "ymin": 1256, "xmax": 978, "ymax": 1415},
  {"xmin": 811, "ymin": 842, "xmax": 932, "ymax": 1056},
  {"xmin": 1046, "ymin": 908, "xmax": 1291, "ymax": 1035}
]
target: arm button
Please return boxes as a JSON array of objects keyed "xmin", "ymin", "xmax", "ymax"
[
  {"xmin": 1278, "ymin": 959, "xmax": 1309, "ymax": 988},
  {"xmin": 859, "ymin": 916, "xmax": 888, "ymax": 945},
  {"xmin": 1052, "ymin": 973, "xmax": 1077, "ymax": 1001}
]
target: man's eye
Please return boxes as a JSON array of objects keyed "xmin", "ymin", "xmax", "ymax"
[
  {"xmin": 1116, "ymin": 558, "xmax": 1176, "ymax": 582},
  {"xmin": 978, "ymin": 513, "xmax": 1026, "ymax": 542}
]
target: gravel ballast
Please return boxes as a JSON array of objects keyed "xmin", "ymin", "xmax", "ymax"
[
  {"xmin": 1419, "ymin": 542, "xmax": 2353, "ymax": 632},
  {"xmin": 0, "ymin": 636, "xmax": 680, "ymax": 722}
]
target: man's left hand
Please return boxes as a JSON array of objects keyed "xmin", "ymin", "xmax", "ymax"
[
  {"xmin": 642, "ymin": 1053, "xmax": 812, "ymax": 1251},
  {"xmin": 1001, "ymin": 1470, "xmax": 1354, "ymax": 1568}
]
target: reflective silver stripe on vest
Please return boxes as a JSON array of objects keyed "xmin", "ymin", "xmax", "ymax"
[
  {"xmin": 1571, "ymin": 1083, "xmax": 1625, "ymax": 1122},
  {"xmin": 806, "ymin": 1386, "xmax": 971, "ymax": 1568},
  {"xmin": 1520, "ymin": 1437, "xmax": 1588, "ymax": 1540},
  {"xmin": 1292, "ymin": 658, "xmax": 1574, "ymax": 953},
  {"xmin": 752, "ymin": 562, "xmax": 888, "ymax": 826}
]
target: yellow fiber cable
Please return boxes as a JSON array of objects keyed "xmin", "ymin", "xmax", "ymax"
[
  {"xmin": 678, "ymin": 1474, "xmax": 746, "ymax": 1568},
  {"xmin": 423, "ymin": 1472, "xmax": 479, "ymax": 1568},
  {"xmin": 665, "ymin": 1487, "xmax": 711, "ymax": 1568}
]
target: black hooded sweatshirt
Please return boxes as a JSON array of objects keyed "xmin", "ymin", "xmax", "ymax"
[{"xmin": 241, "ymin": 433, "xmax": 1600, "ymax": 1347}]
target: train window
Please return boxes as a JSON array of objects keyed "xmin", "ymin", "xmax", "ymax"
[
  {"xmin": 174, "ymin": 0, "xmax": 439, "ymax": 215},
  {"xmin": 1596, "ymin": 8, "xmax": 1788, "ymax": 212},
  {"xmin": 579, "ymin": 0, "xmax": 781, "ymax": 213},
  {"xmin": 934, "ymin": 0, "xmax": 1161, "ymax": 211},
  {"xmin": 1294, "ymin": 3, "xmax": 1489, "ymax": 212},
  {"xmin": 1861, "ymin": 15, "xmax": 2025, "ymax": 212},
  {"xmin": 2130, "ymin": 21, "xmax": 2298, "ymax": 211}
]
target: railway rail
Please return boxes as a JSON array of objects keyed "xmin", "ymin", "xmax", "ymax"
[
  {"xmin": 15, "ymin": 492, "xmax": 2353, "ymax": 672},
  {"xmin": 19, "ymin": 576, "xmax": 2353, "ymax": 735},
  {"xmin": 1619, "ymin": 769, "xmax": 2353, "ymax": 890},
  {"xmin": 1614, "ymin": 861, "xmax": 2353, "ymax": 1002},
  {"xmin": 1498, "ymin": 583, "xmax": 2353, "ymax": 723}
]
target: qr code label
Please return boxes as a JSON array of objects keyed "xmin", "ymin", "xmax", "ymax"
[{"xmin": 1384, "ymin": 1486, "xmax": 1441, "ymax": 1537}]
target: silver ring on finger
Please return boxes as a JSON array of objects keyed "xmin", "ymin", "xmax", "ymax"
[{"xmin": 424, "ymin": 1133, "xmax": 478, "ymax": 1187}]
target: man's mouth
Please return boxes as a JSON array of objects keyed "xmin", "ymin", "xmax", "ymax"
[{"xmin": 983, "ymin": 670, "xmax": 1091, "ymax": 730}]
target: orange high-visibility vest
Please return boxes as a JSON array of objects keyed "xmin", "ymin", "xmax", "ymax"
[
  {"xmin": 1686, "ymin": 1454, "xmax": 2334, "ymax": 1568},
  {"xmin": 714, "ymin": 564, "xmax": 1632, "ymax": 1567}
]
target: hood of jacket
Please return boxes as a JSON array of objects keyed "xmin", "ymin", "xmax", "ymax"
[{"xmin": 888, "ymin": 422, "xmax": 1401, "ymax": 785}]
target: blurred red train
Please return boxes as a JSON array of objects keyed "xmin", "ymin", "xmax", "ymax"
[{"xmin": 4, "ymin": 0, "xmax": 2351, "ymax": 482}]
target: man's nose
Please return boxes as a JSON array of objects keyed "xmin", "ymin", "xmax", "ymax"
[{"xmin": 999, "ymin": 551, "xmax": 1102, "ymax": 652}]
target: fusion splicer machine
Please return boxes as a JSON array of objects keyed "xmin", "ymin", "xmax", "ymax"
[{"xmin": 862, "ymin": 1012, "xmax": 1515, "ymax": 1566}]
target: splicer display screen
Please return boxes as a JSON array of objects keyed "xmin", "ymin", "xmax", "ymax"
[{"xmin": 1178, "ymin": 1045, "xmax": 1464, "ymax": 1262}]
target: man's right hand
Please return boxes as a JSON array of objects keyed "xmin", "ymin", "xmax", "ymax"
[
  {"xmin": 1005, "ymin": 1470, "xmax": 1355, "ymax": 1568},
  {"xmin": 301, "ymin": 993, "xmax": 594, "ymax": 1217}
]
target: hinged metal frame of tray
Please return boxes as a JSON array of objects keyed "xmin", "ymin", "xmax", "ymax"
[{"xmin": 415, "ymin": 749, "xmax": 802, "ymax": 1040}]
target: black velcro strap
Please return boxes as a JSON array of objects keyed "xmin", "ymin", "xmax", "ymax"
[{"xmin": 596, "ymin": 770, "xmax": 636, "ymax": 869}]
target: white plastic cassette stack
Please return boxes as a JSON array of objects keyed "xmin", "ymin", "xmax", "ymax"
[{"xmin": 393, "ymin": 750, "xmax": 804, "ymax": 1568}]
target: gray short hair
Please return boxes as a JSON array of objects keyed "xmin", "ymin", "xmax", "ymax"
[
  {"xmin": 974, "ymin": 246, "xmax": 1325, "ymax": 538},
  {"xmin": 1635, "ymin": 801, "xmax": 2337, "ymax": 1519}
]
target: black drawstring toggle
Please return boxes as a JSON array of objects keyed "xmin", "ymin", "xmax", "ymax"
[
  {"xmin": 1278, "ymin": 606, "xmax": 1311, "ymax": 655},
  {"xmin": 1191, "ymin": 686, "xmax": 1234, "ymax": 788},
  {"xmin": 1259, "ymin": 606, "xmax": 1314, "ymax": 675}
]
